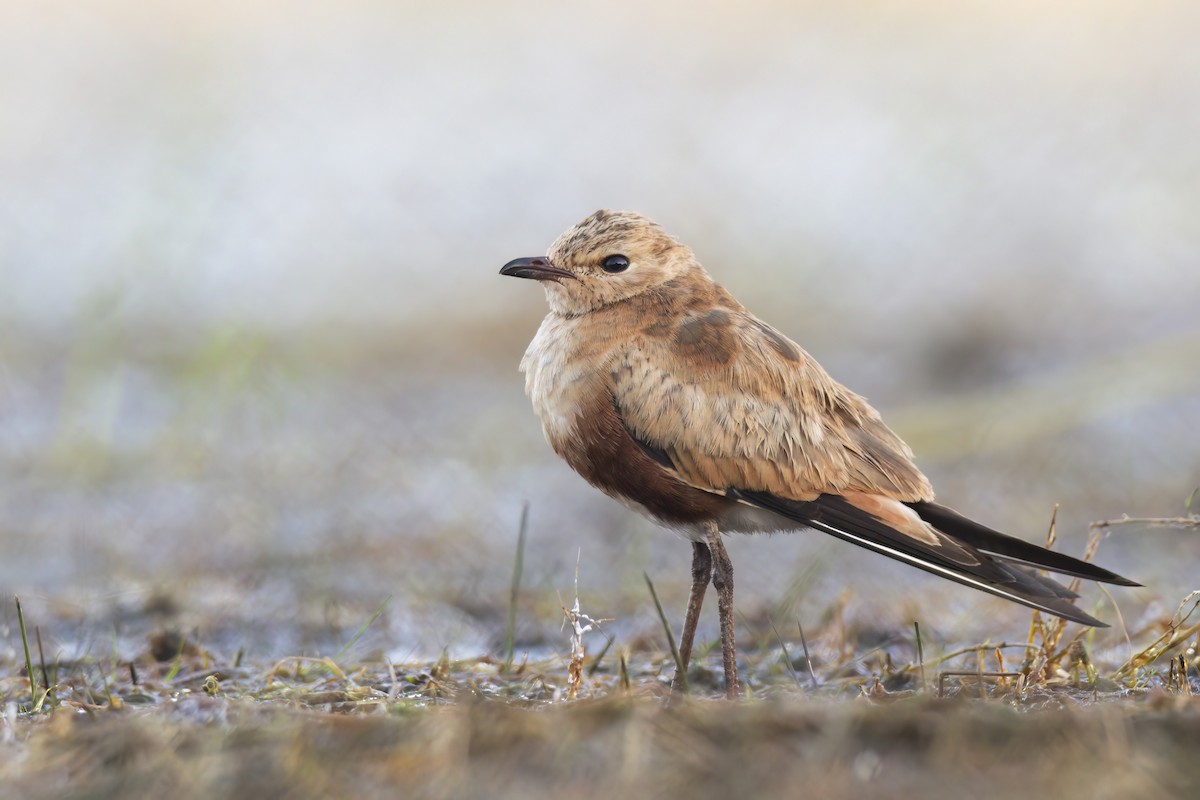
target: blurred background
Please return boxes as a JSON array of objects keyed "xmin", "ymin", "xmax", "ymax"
[{"xmin": 1, "ymin": 0, "xmax": 1197, "ymax": 668}]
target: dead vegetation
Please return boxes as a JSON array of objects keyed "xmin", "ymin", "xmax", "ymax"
[
  {"xmin": 1, "ymin": 339, "xmax": 1197, "ymax": 798},
  {"xmin": 2, "ymin": 514, "xmax": 1198, "ymax": 799}
]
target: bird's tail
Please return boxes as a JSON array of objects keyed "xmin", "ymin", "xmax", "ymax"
[{"xmin": 729, "ymin": 490, "xmax": 1139, "ymax": 627}]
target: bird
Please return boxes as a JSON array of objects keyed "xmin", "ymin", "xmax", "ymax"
[{"xmin": 499, "ymin": 209, "xmax": 1138, "ymax": 699}]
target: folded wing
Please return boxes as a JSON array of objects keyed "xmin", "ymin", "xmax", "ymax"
[
  {"xmin": 613, "ymin": 303, "xmax": 1137, "ymax": 626},
  {"xmin": 616, "ymin": 302, "xmax": 933, "ymax": 503}
]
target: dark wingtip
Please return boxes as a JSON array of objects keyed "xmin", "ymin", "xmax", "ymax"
[
  {"xmin": 906, "ymin": 501, "xmax": 1142, "ymax": 588},
  {"xmin": 1079, "ymin": 567, "xmax": 1142, "ymax": 588},
  {"xmin": 1051, "ymin": 604, "xmax": 1109, "ymax": 628}
]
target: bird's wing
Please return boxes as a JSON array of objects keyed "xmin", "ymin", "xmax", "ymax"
[
  {"xmin": 611, "ymin": 304, "xmax": 1135, "ymax": 625},
  {"xmin": 613, "ymin": 303, "xmax": 933, "ymax": 502},
  {"xmin": 731, "ymin": 490, "xmax": 1115, "ymax": 626}
]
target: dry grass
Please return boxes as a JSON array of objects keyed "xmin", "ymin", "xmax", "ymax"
[
  {"xmin": 2, "ymin": 336, "xmax": 1198, "ymax": 798},
  {"xmin": 3, "ymin": 530, "xmax": 1199, "ymax": 800},
  {"xmin": 5, "ymin": 689, "xmax": 1200, "ymax": 800}
]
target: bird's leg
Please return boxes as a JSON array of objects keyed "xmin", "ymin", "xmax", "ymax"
[
  {"xmin": 671, "ymin": 540, "xmax": 712, "ymax": 693},
  {"xmin": 704, "ymin": 521, "xmax": 740, "ymax": 699}
]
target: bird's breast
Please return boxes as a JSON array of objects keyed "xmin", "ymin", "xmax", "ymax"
[
  {"xmin": 520, "ymin": 314, "xmax": 600, "ymax": 448},
  {"xmin": 519, "ymin": 313, "xmax": 730, "ymax": 528}
]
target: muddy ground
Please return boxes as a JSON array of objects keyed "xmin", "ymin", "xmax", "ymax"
[{"xmin": 1, "ymin": 329, "xmax": 1198, "ymax": 799}]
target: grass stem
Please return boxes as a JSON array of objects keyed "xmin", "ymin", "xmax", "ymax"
[
  {"xmin": 769, "ymin": 618, "xmax": 802, "ymax": 689},
  {"xmin": 334, "ymin": 595, "xmax": 393, "ymax": 663},
  {"xmin": 15, "ymin": 596, "xmax": 35, "ymax": 711},
  {"xmin": 36, "ymin": 625, "xmax": 54, "ymax": 709},
  {"xmin": 503, "ymin": 502, "xmax": 529, "ymax": 673},
  {"xmin": 797, "ymin": 621, "xmax": 818, "ymax": 690},
  {"xmin": 914, "ymin": 621, "xmax": 926, "ymax": 693},
  {"xmin": 644, "ymin": 572, "xmax": 686, "ymax": 694}
]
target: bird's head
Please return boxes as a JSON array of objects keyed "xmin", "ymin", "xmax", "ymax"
[{"xmin": 500, "ymin": 209, "xmax": 697, "ymax": 315}]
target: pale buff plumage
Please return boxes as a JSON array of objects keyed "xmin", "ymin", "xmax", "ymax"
[
  {"xmin": 522, "ymin": 211, "xmax": 933, "ymax": 539},
  {"xmin": 502, "ymin": 209, "xmax": 1137, "ymax": 698}
]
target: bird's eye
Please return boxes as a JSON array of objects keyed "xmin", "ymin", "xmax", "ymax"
[{"xmin": 601, "ymin": 254, "xmax": 630, "ymax": 273}]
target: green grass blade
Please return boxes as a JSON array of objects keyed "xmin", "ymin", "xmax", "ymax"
[
  {"xmin": 334, "ymin": 595, "xmax": 394, "ymax": 663},
  {"xmin": 503, "ymin": 502, "xmax": 529, "ymax": 672},
  {"xmin": 644, "ymin": 572, "xmax": 686, "ymax": 694},
  {"xmin": 15, "ymin": 596, "xmax": 36, "ymax": 711}
]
